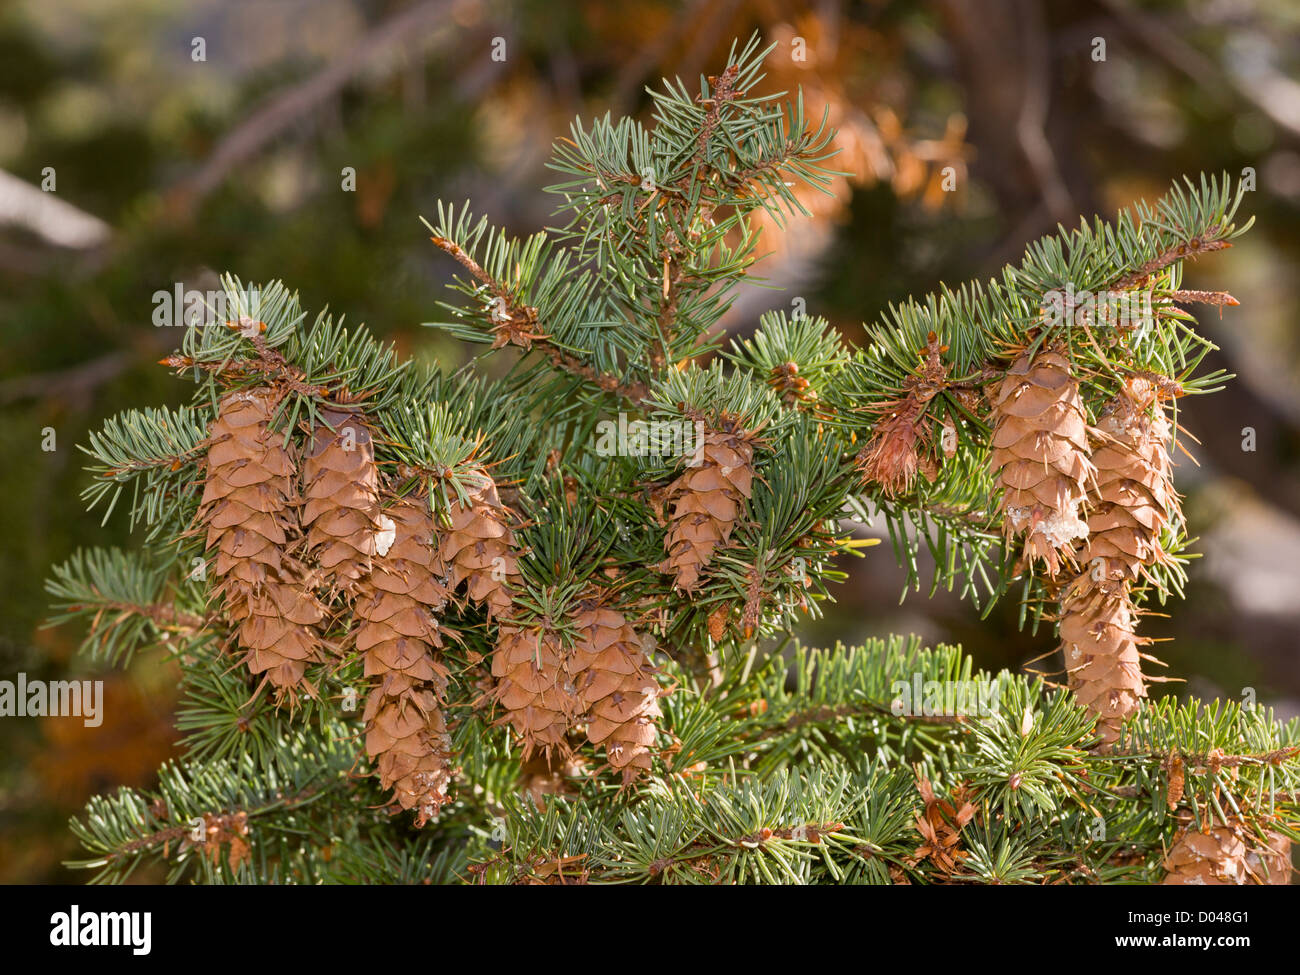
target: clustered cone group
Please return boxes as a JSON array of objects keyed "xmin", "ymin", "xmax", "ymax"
[
  {"xmin": 988, "ymin": 347, "xmax": 1095, "ymax": 578},
  {"xmin": 659, "ymin": 414, "xmax": 756, "ymax": 593},
  {"xmin": 199, "ymin": 389, "xmax": 327, "ymax": 702},
  {"xmin": 1162, "ymin": 817, "xmax": 1293, "ymax": 885},
  {"xmin": 1059, "ymin": 379, "xmax": 1178, "ymax": 745},
  {"xmin": 986, "ymin": 350, "xmax": 1186, "ymax": 745},
  {"xmin": 198, "ymin": 386, "xmax": 665, "ymax": 820},
  {"xmin": 489, "ymin": 594, "xmax": 663, "ymax": 783}
]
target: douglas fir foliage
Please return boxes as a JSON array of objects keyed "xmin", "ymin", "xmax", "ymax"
[{"xmin": 49, "ymin": 39, "xmax": 1299, "ymax": 885}]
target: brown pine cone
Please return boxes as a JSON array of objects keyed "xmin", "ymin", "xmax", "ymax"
[
  {"xmin": 356, "ymin": 496, "xmax": 456, "ymax": 824},
  {"xmin": 301, "ymin": 409, "xmax": 384, "ymax": 597},
  {"xmin": 1162, "ymin": 818, "xmax": 1293, "ymax": 885},
  {"xmin": 659, "ymin": 415, "xmax": 755, "ymax": 594},
  {"xmin": 988, "ymin": 349, "xmax": 1094, "ymax": 578},
  {"xmin": 1059, "ymin": 573, "xmax": 1146, "ymax": 746},
  {"xmin": 1084, "ymin": 380, "xmax": 1178, "ymax": 580},
  {"xmin": 1060, "ymin": 379, "xmax": 1179, "ymax": 745},
  {"xmin": 570, "ymin": 599, "xmax": 663, "ymax": 783},
  {"xmin": 362, "ymin": 687, "xmax": 453, "ymax": 827},
  {"xmin": 199, "ymin": 388, "xmax": 326, "ymax": 703},
  {"xmin": 490, "ymin": 625, "xmax": 575, "ymax": 761},
  {"xmin": 439, "ymin": 471, "xmax": 519, "ymax": 620}
]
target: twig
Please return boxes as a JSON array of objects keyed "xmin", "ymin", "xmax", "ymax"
[
  {"xmin": 1015, "ymin": 0, "xmax": 1074, "ymax": 226},
  {"xmin": 429, "ymin": 234, "xmax": 649, "ymax": 404},
  {"xmin": 0, "ymin": 351, "xmax": 131, "ymax": 408},
  {"xmin": 1111, "ymin": 233, "xmax": 1232, "ymax": 290}
]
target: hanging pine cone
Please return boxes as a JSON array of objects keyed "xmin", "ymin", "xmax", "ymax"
[
  {"xmin": 1081, "ymin": 380, "xmax": 1178, "ymax": 581},
  {"xmin": 659, "ymin": 413, "xmax": 756, "ymax": 594},
  {"xmin": 1162, "ymin": 818, "xmax": 1293, "ymax": 885},
  {"xmin": 356, "ymin": 496, "xmax": 455, "ymax": 825},
  {"xmin": 1060, "ymin": 380, "xmax": 1178, "ymax": 745},
  {"xmin": 570, "ymin": 597, "xmax": 664, "ymax": 783},
  {"xmin": 490, "ymin": 625, "xmax": 574, "ymax": 761},
  {"xmin": 1058, "ymin": 577, "xmax": 1146, "ymax": 746},
  {"xmin": 988, "ymin": 348, "xmax": 1094, "ymax": 578},
  {"xmin": 301, "ymin": 409, "xmax": 384, "ymax": 597},
  {"xmin": 199, "ymin": 388, "xmax": 326, "ymax": 702},
  {"xmin": 438, "ymin": 471, "xmax": 519, "ymax": 620}
]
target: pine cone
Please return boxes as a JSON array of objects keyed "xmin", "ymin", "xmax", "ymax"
[
  {"xmin": 363, "ymin": 688, "xmax": 453, "ymax": 827},
  {"xmin": 988, "ymin": 349, "xmax": 1094, "ymax": 577},
  {"xmin": 1058, "ymin": 575, "xmax": 1146, "ymax": 746},
  {"xmin": 356, "ymin": 496, "xmax": 455, "ymax": 824},
  {"xmin": 490, "ymin": 625, "xmax": 574, "ymax": 761},
  {"xmin": 1060, "ymin": 381, "xmax": 1178, "ymax": 745},
  {"xmin": 302, "ymin": 409, "xmax": 384, "ymax": 596},
  {"xmin": 1162, "ymin": 818, "xmax": 1293, "ymax": 885},
  {"xmin": 439, "ymin": 471, "xmax": 519, "ymax": 620},
  {"xmin": 1083, "ymin": 381, "xmax": 1178, "ymax": 580},
  {"xmin": 659, "ymin": 416, "xmax": 755, "ymax": 593},
  {"xmin": 570, "ymin": 599, "xmax": 664, "ymax": 783},
  {"xmin": 199, "ymin": 388, "xmax": 326, "ymax": 702}
]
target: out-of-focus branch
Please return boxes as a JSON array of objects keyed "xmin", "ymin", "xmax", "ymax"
[
  {"xmin": 0, "ymin": 351, "xmax": 130, "ymax": 409},
  {"xmin": 1015, "ymin": 0, "xmax": 1074, "ymax": 226},
  {"xmin": 1099, "ymin": 0, "xmax": 1300, "ymax": 142},
  {"xmin": 0, "ymin": 169, "xmax": 112, "ymax": 249},
  {"xmin": 167, "ymin": 0, "xmax": 454, "ymax": 215}
]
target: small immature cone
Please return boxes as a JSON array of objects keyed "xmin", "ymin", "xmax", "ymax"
[
  {"xmin": 660, "ymin": 416, "xmax": 755, "ymax": 594},
  {"xmin": 1061, "ymin": 381, "xmax": 1177, "ymax": 745},
  {"xmin": 199, "ymin": 388, "xmax": 326, "ymax": 702},
  {"xmin": 1162, "ymin": 818, "xmax": 1293, "ymax": 885},
  {"xmin": 301, "ymin": 409, "xmax": 384, "ymax": 598},
  {"xmin": 356, "ymin": 497, "xmax": 455, "ymax": 825},
  {"xmin": 856, "ymin": 402, "xmax": 924, "ymax": 498},
  {"xmin": 490, "ymin": 625, "xmax": 574, "ymax": 760},
  {"xmin": 439, "ymin": 471, "xmax": 519, "ymax": 620},
  {"xmin": 569, "ymin": 599, "xmax": 664, "ymax": 783},
  {"xmin": 988, "ymin": 349, "xmax": 1094, "ymax": 577}
]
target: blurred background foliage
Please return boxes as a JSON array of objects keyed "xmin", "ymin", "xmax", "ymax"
[{"xmin": 2, "ymin": 0, "xmax": 1298, "ymax": 883}]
